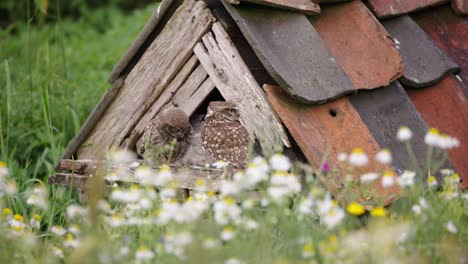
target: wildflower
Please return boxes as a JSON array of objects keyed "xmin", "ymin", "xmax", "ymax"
[
  {"xmin": 440, "ymin": 169, "xmax": 454, "ymax": 176},
  {"xmin": 68, "ymin": 225, "xmax": 80, "ymax": 236},
  {"xmin": 318, "ymin": 197, "xmax": 345, "ymax": 229},
  {"xmin": 376, "ymin": 149, "xmax": 392, "ymax": 164},
  {"xmin": 97, "ymin": 200, "xmax": 112, "ymax": 213},
  {"xmin": 4, "ymin": 181, "xmax": 17, "ymax": 195},
  {"xmin": 107, "ymin": 215, "xmax": 125, "ymax": 228},
  {"xmin": 397, "ymin": 126, "xmax": 412, "ymax": 141},
  {"xmin": 203, "ymin": 237, "xmax": 221, "ymax": 249},
  {"xmin": 360, "ymin": 172, "xmax": 379, "ymax": 183},
  {"xmin": 462, "ymin": 193, "xmax": 468, "ymax": 201},
  {"xmin": 302, "ymin": 243, "xmax": 315, "ymax": 259},
  {"xmin": 370, "ymin": 207, "xmax": 387, "ymax": 217},
  {"xmin": 347, "ymin": 202, "xmax": 365, "ymax": 216},
  {"xmin": 135, "ymin": 246, "xmax": 155, "ymax": 261},
  {"xmin": 134, "ymin": 166, "xmax": 153, "ymax": 183},
  {"xmin": 0, "ymin": 161, "xmax": 8, "ymax": 177},
  {"xmin": 425, "ymin": 175, "xmax": 437, "ymax": 187},
  {"xmin": 2, "ymin": 208, "xmax": 13, "ymax": 220},
  {"xmin": 243, "ymin": 218, "xmax": 258, "ymax": 230},
  {"xmin": 110, "ymin": 149, "xmax": 136, "ymax": 163},
  {"xmin": 30, "ymin": 214, "xmax": 41, "ymax": 229},
  {"xmin": 450, "ymin": 173, "xmax": 460, "ymax": 183},
  {"xmin": 154, "ymin": 165, "xmax": 173, "ymax": 186},
  {"xmin": 66, "ymin": 204, "xmax": 87, "ymax": 220},
  {"xmin": 110, "ymin": 185, "xmax": 143, "ymax": 204},
  {"xmin": 381, "ymin": 171, "xmax": 395, "ymax": 188},
  {"xmin": 397, "ymin": 170, "xmax": 416, "ymax": 187},
  {"xmin": 119, "ymin": 246, "xmax": 130, "ymax": 256},
  {"xmin": 9, "ymin": 214, "xmax": 25, "ymax": 232},
  {"xmin": 221, "ymin": 226, "xmax": 235, "ymax": 241},
  {"xmin": 270, "ymin": 153, "xmax": 291, "ymax": 171},
  {"xmin": 445, "ymin": 221, "xmax": 457, "ymax": 234},
  {"xmin": 244, "ymin": 158, "xmax": 269, "ymax": 187},
  {"xmin": 213, "ymin": 197, "xmax": 241, "ymax": 225},
  {"xmin": 337, "ymin": 153, "xmax": 348, "ymax": 162},
  {"xmin": 26, "ymin": 186, "xmax": 48, "ymax": 210},
  {"xmin": 51, "ymin": 247, "xmax": 64, "ymax": 259},
  {"xmin": 436, "ymin": 134, "xmax": 460, "ymax": 149},
  {"xmin": 51, "ymin": 226, "xmax": 67, "ymax": 236},
  {"xmin": 213, "ymin": 160, "xmax": 229, "ymax": 169},
  {"xmin": 419, "ymin": 198, "xmax": 429, "ymax": 209},
  {"xmin": 441, "ymin": 188, "xmax": 459, "ymax": 200},
  {"xmin": 225, "ymin": 258, "xmax": 245, "ymax": 264},
  {"xmin": 298, "ymin": 197, "xmax": 315, "ymax": 215},
  {"xmin": 219, "ymin": 180, "xmax": 241, "ymax": 196},
  {"xmin": 412, "ymin": 205, "xmax": 422, "ymax": 215},
  {"xmin": 63, "ymin": 233, "xmax": 80, "ymax": 248},
  {"xmin": 424, "ymin": 128, "xmax": 440, "ymax": 146},
  {"xmin": 321, "ymin": 163, "xmax": 330, "ymax": 173},
  {"xmin": 348, "ymin": 148, "xmax": 368, "ymax": 167}
]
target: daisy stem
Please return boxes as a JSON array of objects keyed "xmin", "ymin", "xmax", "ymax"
[
  {"xmin": 425, "ymin": 146, "xmax": 434, "ymax": 177},
  {"xmin": 405, "ymin": 142, "xmax": 421, "ymax": 176}
]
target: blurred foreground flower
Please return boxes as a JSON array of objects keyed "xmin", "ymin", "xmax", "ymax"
[
  {"xmin": 397, "ymin": 126, "xmax": 412, "ymax": 141},
  {"xmin": 348, "ymin": 148, "xmax": 368, "ymax": 167},
  {"xmin": 347, "ymin": 202, "xmax": 365, "ymax": 216}
]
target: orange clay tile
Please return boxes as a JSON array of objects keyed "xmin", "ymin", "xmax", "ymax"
[
  {"xmin": 451, "ymin": 0, "xmax": 468, "ymax": 15},
  {"xmin": 265, "ymin": 84, "xmax": 399, "ymax": 205},
  {"xmin": 234, "ymin": 0, "xmax": 320, "ymax": 15},
  {"xmin": 405, "ymin": 76, "xmax": 468, "ymax": 187},
  {"xmin": 311, "ymin": 0, "xmax": 404, "ymax": 90}
]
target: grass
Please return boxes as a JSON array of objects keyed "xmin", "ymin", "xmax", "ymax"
[{"xmin": 0, "ymin": 3, "xmax": 467, "ymax": 264}]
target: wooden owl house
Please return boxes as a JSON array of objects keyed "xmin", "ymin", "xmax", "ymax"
[{"xmin": 50, "ymin": 0, "xmax": 467, "ymax": 201}]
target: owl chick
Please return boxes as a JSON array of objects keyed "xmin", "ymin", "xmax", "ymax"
[
  {"xmin": 136, "ymin": 107, "xmax": 191, "ymax": 164},
  {"xmin": 201, "ymin": 101, "xmax": 249, "ymax": 170}
]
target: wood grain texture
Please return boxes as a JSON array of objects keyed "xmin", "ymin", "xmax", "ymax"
[
  {"xmin": 58, "ymin": 78, "xmax": 124, "ymax": 165},
  {"xmin": 108, "ymin": 0, "xmax": 175, "ymax": 83},
  {"xmin": 310, "ymin": 0, "xmax": 403, "ymax": 90},
  {"xmin": 382, "ymin": 15, "xmax": 459, "ymax": 88},
  {"xmin": 367, "ymin": 0, "xmax": 449, "ymax": 18},
  {"xmin": 451, "ymin": 0, "xmax": 468, "ymax": 15},
  {"xmin": 194, "ymin": 22, "xmax": 290, "ymax": 152},
  {"xmin": 349, "ymin": 82, "xmax": 431, "ymax": 173},
  {"xmin": 233, "ymin": 0, "xmax": 320, "ymax": 15},
  {"xmin": 405, "ymin": 76, "xmax": 468, "ymax": 187},
  {"xmin": 124, "ymin": 55, "xmax": 199, "ymax": 149},
  {"xmin": 223, "ymin": 1, "xmax": 355, "ymax": 104},
  {"xmin": 78, "ymin": 0, "xmax": 215, "ymax": 160},
  {"xmin": 265, "ymin": 84, "xmax": 399, "ymax": 204},
  {"xmin": 412, "ymin": 5, "xmax": 468, "ymax": 97}
]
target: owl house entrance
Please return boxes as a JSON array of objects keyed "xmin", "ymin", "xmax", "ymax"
[{"xmin": 49, "ymin": 0, "xmax": 291, "ymax": 197}]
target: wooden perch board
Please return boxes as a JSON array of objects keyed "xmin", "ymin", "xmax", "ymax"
[
  {"xmin": 231, "ymin": 0, "xmax": 320, "ymax": 15},
  {"xmin": 53, "ymin": 159, "xmax": 223, "ymax": 192},
  {"xmin": 194, "ymin": 22, "xmax": 290, "ymax": 152},
  {"xmin": 78, "ymin": 0, "xmax": 215, "ymax": 160}
]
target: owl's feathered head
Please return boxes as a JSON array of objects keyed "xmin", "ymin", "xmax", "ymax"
[
  {"xmin": 159, "ymin": 108, "xmax": 191, "ymax": 139},
  {"xmin": 206, "ymin": 101, "xmax": 240, "ymax": 122}
]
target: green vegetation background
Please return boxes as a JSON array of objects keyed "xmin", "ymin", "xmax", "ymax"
[{"xmin": 0, "ymin": 1, "xmax": 156, "ymax": 182}]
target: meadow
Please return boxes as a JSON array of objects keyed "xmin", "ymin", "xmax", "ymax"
[{"xmin": 0, "ymin": 3, "xmax": 467, "ymax": 263}]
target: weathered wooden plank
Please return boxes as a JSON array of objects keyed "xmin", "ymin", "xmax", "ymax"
[
  {"xmin": 108, "ymin": 0, "xmax": 176, "ymax": 83},
  {"xmin": 412, "ymin": 5, "xmax": 468, "ymax": 96},
  {"xmin": 222, "ymin": 1, "xmax": 355, "ymax": 104},
  {"xmin": 171, "ymin": 64, "xmax": 209, "ymax": 111},
  {"xmin": 124, "ymin": 55, "xmax": 199, "ymax": 150},
  {"xmin": 194, "ymin": 22, "xmax": 290, "ymax": 152},
  {"xmin": 264, "ymin": 84, "xmax": 399, "ymax": 205},
  {"xmin": 367, "ymin": 0, "xmax": 449, "ymax": 18},
  {"xmin": 315, "ymin": 0, "xmax": 351, "ymax": 3},
  {"xmin": 349, "ymin": 82, "xmax": 431, "ymax": 173},
  {"xmin": 231, "ymin": 0, "xmax": 320, "ymax": 15},
  {"xmin": 382, "ymin": 15, "xmax": 459, "ymax": 88},
  {"xmin": 57, "ymin": 78, "xmax": 125, "ymax": 165},
  {"xmin": 176, "ymin": 78, "xmax": 216, "ymax": 115},
  {"xmin": 310, "ymin": 0, "xmax": 403, "ymax": 90},
  {"xmin": 54, "ymin": 160, "xmax": 223, "ymax": 191},
  {"xmin": 405, "ymin": 76, "xmax": 468, "ymax": 187},
  {"xmin": 78, "ymin": 1, "xmax": 215, "ymax": 160},
  {"xmin": 451, "ymin": 0, "xmax": 468, "ymax": 15}
]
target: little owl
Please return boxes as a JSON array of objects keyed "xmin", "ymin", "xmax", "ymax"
[
  {"xmin": 137, "ymin": 107, "xmax": 191, "ymax": 164},
  {"xmin": 201, "ymin": 101, "xmax": 249, "ymax": 170}
]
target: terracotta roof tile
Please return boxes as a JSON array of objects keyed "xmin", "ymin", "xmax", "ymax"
[
  {"xmin": 451, "ymin": 0, "xmax": 468, "ymax": 15},
  {"xmin": 367, "ymin": 0, "xmax": 449, "ymax": 18},
  {"xmin": 265, "ymin": 84, "xmax": 399, "ymax": 205},
  {"xmin": 311, "ymin": 0, "xmax": 403, "ymax": 89},
  {"xmin": 405, "ymin": 75, "xmax": 468, "ymax": 187},
  {"xmin": 223, "ymin": 1, "xmax": 355, "ymax": 103},
  {"xmin": 349, "ymin": 82, "xmax": 433, "ymax": 174},
  {"xmin": 382, "ymin": 15, "xmax": 459, "ymax": 87},
  {"xmin": 412, "ymin": 5, "xmax": 468, "ymax": 96}
]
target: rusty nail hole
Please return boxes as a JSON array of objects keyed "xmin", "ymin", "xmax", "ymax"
[{"xmin": 329, "ymin": 109, "xmax": 337, "ymax": 117}]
